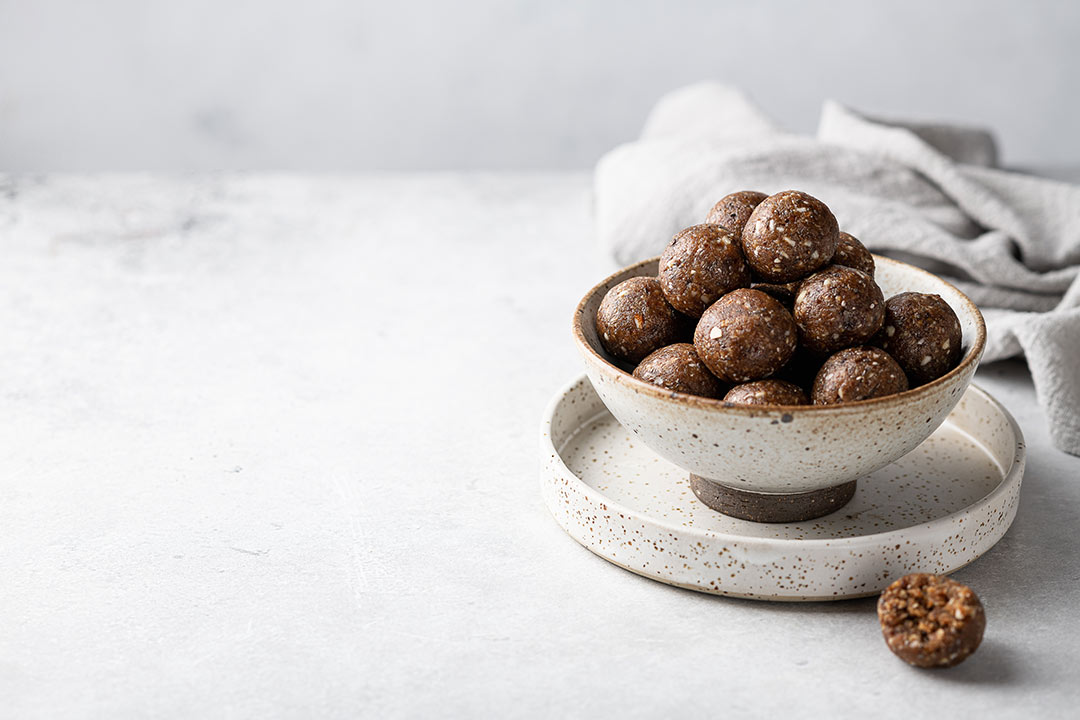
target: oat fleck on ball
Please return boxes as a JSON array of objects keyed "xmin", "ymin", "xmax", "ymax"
[
  {"xmin": 724, "ymin": 379, "xmax": 808, "ymax": 407},
  {"xmin": 877, "ymin": 292, "xmax": 963, "ymax": 385},
  {"xmin": 741, "ymin": 190, "xmax": 839, "ymax": 283},
  {"xmin": 794, "ymin": 265, "xmax": 886, "ymax": 354},
  {"xmin": 812, "ymin": 346, "xmax": 908, "ymax": 405},
  {"xmin": 833, "ymin": 231, "xmax": 875, "ymax": 276},
  {"xmin": 704, "ymin": 190, "xmax": 768, "ymax": 236},
  {"xmin": 596, "ymin": 277, "xmax": 681, "ymax": 364},
  {"xmin": 633, "ymin": 343, "xmax": 726, "ymax": 398},
  {"xmin": 693, "ymin": 288, "xmax": 797, "ymax": 383},
  {"xmin": 659, "ymin": 224, "xmax": 751, "ymax": 318},
  {"xmin": 878, "ymin": 574, "xmax": 986, "ymax": 668}
]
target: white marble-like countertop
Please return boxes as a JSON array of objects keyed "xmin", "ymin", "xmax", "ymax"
[{"xmin": 2, "ymin": 174, "xmax": 1077, "ymax": 717}]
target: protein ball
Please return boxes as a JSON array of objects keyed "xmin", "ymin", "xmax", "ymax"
[
  {"xmin": 794, "ymin": 265, "xmax": 886, "ymax": 354},
  {"xmin": 878, "ymin": 292, "xmax": 963, "ymax": 385},
  {"xmin": 812, "ymin": 346, "xmax": 909, "ymax": 405},
  {"xmin": 833, "ymin": 231, "xmax": 875, "ymax": 276},
  {"xmin": 659, "ymin": 224, "xmax": 751, "ymax": 317},
  {"xmin": 596, "ymin": 277, "xmax": 681, "ymax": 364},
  {"xmin": 741, "ymin": 190, "xmax": 839, "ymax": 283},
  {"xmin": 633, "ymin": 343, "xmax": 726, "ymax": 399},
  {"xmin": 693, "ymin": 288, "xmax": 797, "ymax": 383},
  {"xmin": 704, "ymin": 190, "xmax": 768, "ymax": 236},
  {"xmin": 878, "ymin": 574, "xmax": 986, "ymax": 669},
  {"xmin": 724, "ymin": 379, "xmax": 808, "ymax": 406}
]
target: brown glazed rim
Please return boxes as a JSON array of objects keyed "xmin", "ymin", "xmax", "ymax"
[{"xmin": 572, "ymin": 254, "xmax": 987, "ymax": 415}]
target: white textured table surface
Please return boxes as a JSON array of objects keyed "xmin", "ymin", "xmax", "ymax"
[{"xmin": 2, "ymin": 174, "xmax": 1078, "ymax": 718}]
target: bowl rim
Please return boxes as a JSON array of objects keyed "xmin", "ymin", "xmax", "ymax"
[{"xmin": 572, "ymin": 254, "xmax": 987, "ymax": 415}]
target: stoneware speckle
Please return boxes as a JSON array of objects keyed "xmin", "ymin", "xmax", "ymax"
[
  {"xmin": 540, "ymin": 375, "xmax": 1024, "ymax": 601},
  {"xmin": 572, "ymin": 256, "xmax": 987, "ymax": 496}
]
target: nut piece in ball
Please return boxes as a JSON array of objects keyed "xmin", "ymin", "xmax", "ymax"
[
  {"xmin": 812, "ymin": 346, "xmax": 908, "ymax": 405},
  {"xmin": 693, "ymin": 288, "xmax": 797, "ymax": 383},
  {"xmin": 877, "ymin": 292, "xmax": 963, "ymax": 385},
  {"xmin": 724, "ymin": 379, "xmax": 808, "ymax": 407},
  {"xmin": 741, "ymin": 190, "xmax": 839, "ymax": 283},
  {"xmin": 833, "ymin": 231, "xmax": 875, "ymax": 276},
  {"xmin": 704, "ymin": 190, "xmax": 768, "ymax": 236},
  {"xmin": 659, "ymin": 224, "xmax": 751, "ymax": 317},
  {"xmin": 878, "ymin": 574, "xmax": 986, "ymax": 669},
  {"xmin": 633, "ymin": 343, "xmax": 726, "ymax": 399},
  {"xmin": 795, "ymin": 265, "xmax": 886, "ymax": 355},
  {"xmin": 596, "ymin": 277, "xmax": 681, "ymax": 364}
]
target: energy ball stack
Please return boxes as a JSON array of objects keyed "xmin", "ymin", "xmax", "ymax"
[{"xmin": 595, "ymin": 189, "xmax": 964, "ymax": 406}]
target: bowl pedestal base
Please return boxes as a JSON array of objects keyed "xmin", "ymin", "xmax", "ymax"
[{"xmin": 689, "ymin": 475, "xmax": 858, "ymax": 523}]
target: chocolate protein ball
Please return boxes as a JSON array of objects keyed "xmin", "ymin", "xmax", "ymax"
[
  {"xmin": 877, "ymin": 292, "xmax": 963, "ymax": 385},
  {"xmin": 658, "ymin": 224, "xmax": 751, "ymax": 317},
  {"xmin": 633, "ymin": 343, "xmax": 726, "ymax": 398},
  {"xmin": 741, "ymin": 190, "xmax": 839, "ymax": 283},
  {"xmin": 704, "ymin": 190, "xmax": 768, "ymax": 236},
  {"xmin": 832, "ymin": 231, "xmax": 875, "ymax": 276},
  {"xmin": 596, "ymin": 277, "xmax": 681, "ymax": 364},
  {"xmin": 724, "ymin": 379, "xmax": 808, "ymax": 406},
  {"xmin": 693, "ymin": 288, "xmax": 797, "ymax": 383},
  {"xmin": 794, "ymin": 265, "xmax": 886, "ymax": 355},
  {"xmin": 878, "ymin": 574, "xmax": 986, "ymax": 669},
  {"xmin": 812, "ymin": 346, "xmax": 909, "ymax": 405}
]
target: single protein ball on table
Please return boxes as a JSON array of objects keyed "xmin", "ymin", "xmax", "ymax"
[
  {"xmin": 694, "ymin": 288, "xmax": 797, "ymax": 383},
  {"xmin": 596, "ymin": 277, "xmax": 681, "ymax": 364},
  {"xmin": 633, "ymin": 343, "xmax": 726, "ymax": 399},
  {"xmin": 877, "ymin": 292, "xmax": 963, "ymax": 385},
  {"xmin": 741, "ymin": 190, "xmax": 839, "ymax": 283},
  {"xmin": 812, "ymin": 346, "xmax": 909, "ymax": 405},
  {"xmin": 724, "ymin": 379, "xmax": 808, "ymax": 406},
  {"xmin": 832, "ymin": 231, "xmax": 875, "ymax": 276},
  {"xmin": 658, "ymin": 224, "xmax": 751, "ymax": 318},
  {"xmin": 704, "ymin": 190, "xmax": 768, "ymax": 236},
  {"xmin": 878, "ymin": 573, "xmax": 986, "ymax": 669},
  {"xmin": 794, "ymin": 265, "xmax": 886, "ymax": 355}
]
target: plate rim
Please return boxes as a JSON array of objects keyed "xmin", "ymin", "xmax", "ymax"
[{"xmin": 541, "ymin": 373, "xmax": 1025, "ymax": 553}]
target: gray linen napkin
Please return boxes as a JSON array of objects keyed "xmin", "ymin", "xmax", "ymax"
[{"xmin": 595, "ymin": 83, "xmax": 1080, "ymax": 454}]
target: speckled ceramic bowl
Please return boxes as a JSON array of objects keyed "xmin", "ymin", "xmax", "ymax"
[{"xmin": 572, "ymin": 256, "xmax": 986, "ymax": 498}]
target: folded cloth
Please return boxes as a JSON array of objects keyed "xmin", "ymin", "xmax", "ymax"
[{"xmin": 595, "ymin": 83, "xmax": 1080, "ymax": 454}]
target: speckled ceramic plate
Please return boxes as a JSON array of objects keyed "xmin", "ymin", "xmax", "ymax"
[{"xmin": 540, "ymin": 375, "xmax": 1024, "ymax": 601}]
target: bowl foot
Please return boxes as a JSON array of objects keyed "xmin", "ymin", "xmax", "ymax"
[{"xmin": 689, "ymin": 475, "xmax": 857, "ymax": 523}]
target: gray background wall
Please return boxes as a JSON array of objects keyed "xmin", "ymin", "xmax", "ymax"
[{"xmin": 0, "ymin": 0, "xmax": 1076, "ymax": 171}]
